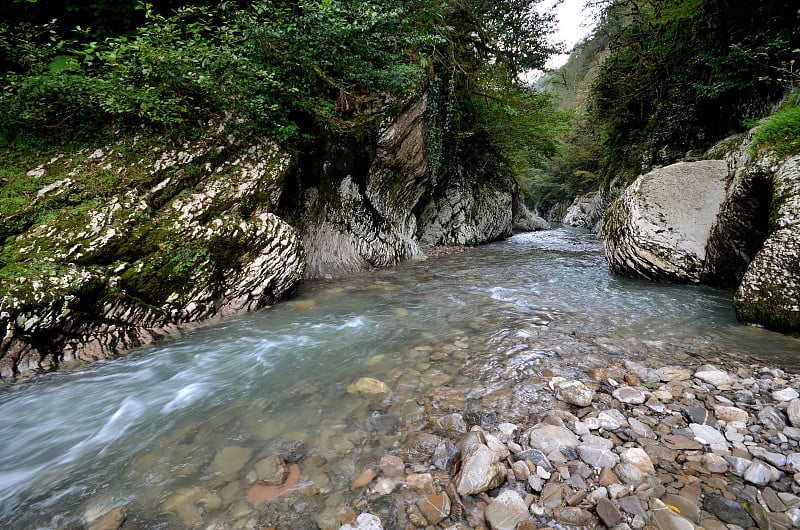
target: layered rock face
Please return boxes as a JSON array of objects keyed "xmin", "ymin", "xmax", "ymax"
[
  {"xmin": 603, "ymin": 132, "xmax": 800, "ymax": 333},
  {"xmin": 733, "ymin": 154, "xmax": 800, "ymax": 331},
  {"xmin": 1, "ymin": 134, "xmax": 306, "ymax": 378},
  {"xmin": 287, "ymin": 95, "xmax": 530, "ymax": 278},
  {"xmin": 562, "ymin": 189, "xmax": 613, "ymax": 234},
  {"xmin": 1, "ymin": 95, "xmax": 534, "ymax": 377},
  {"xmin": 603, "ymin": 161, "xmax": 729, "ymax": 282}
]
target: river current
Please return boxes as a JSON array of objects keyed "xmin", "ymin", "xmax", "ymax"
[{"xmin": 1, "ymin": 227, "xmax": 799, "ymax": 528}]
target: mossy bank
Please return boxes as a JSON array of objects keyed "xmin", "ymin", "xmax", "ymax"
[{"xmin": 0, "ymin": 96, "xmax": 543, "ymax": 379}]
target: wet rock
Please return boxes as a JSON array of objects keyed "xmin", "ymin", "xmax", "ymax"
[
  {"xmin": 87, "ymin": 507, "xmax": 126, "ymax": 530},
  {"xmin": 340, "ymin": 512, "xmax": 384, "ymax": 530},
  {"xmin": 275, "ymin": 440, "xmax": 307, "ymax": 463},
  {"xmin": 352, "ymin": 467, "xmax": 379, "ymax": 490},
  {"xmin": 526, "ymin": 423, "xmax": 581, "ymax": 454},
  {"xmin": 456, "ymin": 444, "xmax": 505, "ymax": 495},
  {"xmin": 407, "ymin": 472, "xmax": 436, "ymax": 494},
  {"xmin": 702, "ymin": 494, "xmax": 755, "ymax": 528},
  {"xmin": 162, "ymin": 486, "xmax": 204, "ymax": 526},
  {"xmin": 379, "ymin": 454, "xmax": 405, "ymax": 477},
  {"xmin": 254, "ymin": 454, "xmax": 289, "ymax": 486},
  {"xmin": 246, "ymin": 463, "xmax": 301, "ymax": 505},
  {"xmin": 417, "ymin": 493, "xmax": 451, "ymax": 525},
  {"xmin": 433, "ymin": 440, "xmax": 461, "ymax": 472},
  {"xmin": 657, "ymin": 366, "xmax": 691, "ymax": 382},
  {"xmin": 595, "ymin": 498, "xmax": 624, "ymax": 528},
  {"xmin": 208, "ymin": 446, "xmax": 253, "ymax": 476},
  {"xmin": 373, "ymin": 477, "xmax": 396, "ymax": 495},
  {"xmin": 613, "ymin": 386, "xmax": 647, "ymax": 405},
  {"xmin": 348, "ymin": 377, "xmax": 391, "ymax": 396},
  {"xmin": 484, "ymin": 490, "xmax": 530, "ymax": 530},
  {"xmin": 317, "ymin": 506, "xmax": 358, "ymax": 530},
  {"xmin": 400, "ymin": 432, "xmax": 444, "ymax": 464},
  {"xmin": 429, "ymin": 413, "xmax": 468, "ymax": 438},
  {"xmin": 554, "ymin": 380, "xmax": 595, "ymax": 407}
]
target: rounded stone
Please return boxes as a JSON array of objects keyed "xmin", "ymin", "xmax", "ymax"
[
  {"xmin": 554, "ymin": 380, "xmax": 596, "ymax": 407},
  {"xmin": 788, "ymin": 399, "xmax": 800, "ymax": 427},
  {"xmin": 613, "ymin": 386, "xmax": 647, "ymax": 405}
]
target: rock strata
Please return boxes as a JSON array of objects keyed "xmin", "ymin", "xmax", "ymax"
[{"xmin": 603, "ymin": 160, "xmax": 729, "ymax": 282}]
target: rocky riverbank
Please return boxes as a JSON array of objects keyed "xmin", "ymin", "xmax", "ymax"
[
  {"xmin": 321, "ymin": 359, "xmax": 800, "ymax": 530},
  {"xmin": 84, "ymin": 347, "xmax": 800, "ymax": 530}
]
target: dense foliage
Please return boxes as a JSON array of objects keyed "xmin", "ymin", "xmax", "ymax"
[
  {"xmin": 587, "ymin": 0, "xmax": 800, "ymax": 184},
  {"xmin": 0, "ymin": 0, "xmax": 445, "ymax": 144},
  {"xmin": 0, "ymin": 0, "xmax": 564, "ymax": 187}
]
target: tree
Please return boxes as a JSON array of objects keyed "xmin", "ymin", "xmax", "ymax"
[{"xmin": 587, "ymin": 0, "xmax": 799, "ymax": 183}]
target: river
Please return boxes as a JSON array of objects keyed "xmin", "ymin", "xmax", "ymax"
[{"xmin": 1, "ymin": 227, "xmax": 799, "ymax": 528}]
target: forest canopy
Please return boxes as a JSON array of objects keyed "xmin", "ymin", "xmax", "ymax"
[{"xmin": 0, "ymin": 0, "xmax": 563, "ymax": 158}]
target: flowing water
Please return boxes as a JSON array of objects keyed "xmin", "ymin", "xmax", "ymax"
[{"xmin": 2, "ymin": 227, "xmax": 799, "ymax": 528}]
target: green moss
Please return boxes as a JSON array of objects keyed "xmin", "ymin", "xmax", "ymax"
[{"xmin": 750, "ymin": 95, "xmax": 800, "ymax": 157}]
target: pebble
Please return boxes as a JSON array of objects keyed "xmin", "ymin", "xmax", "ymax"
[
  {"xmin": 595, "ymin": 497, "xmax": 624, "ymax": 527},
  {"xmin": 456, "ymin": 444, "xmax": 505, "ymax": 495},
  {"xmin": 774, "ymin": 387, "xmax": 800, "ymax": 401},
  {"xmin": 694, "ymin": 367, "xmax": 733, "ymax": 389},
  {"xmin": 689, "ymin": 423, "xmax": 727, "ymax": 446},
  {"xmin": 484, "ymin": 490, "xmax": 530, "ymax": 530},
  {"xmin": 554, "ymin": 380, "xmax": 596, "ymax": 407},
  {"xmin": 136, "ymin": 349, "xmax": 800, "ymax": 530},
  {"xmin": 702, "ymin": 494, "xmax": 755, "ymax": 528},
  {"xmin": 744, "ymin": 461, "xmax": 775, "ymax": 486},
  {"xmin": 416, "ymin": 493, "xmax": 451, "ymax": 525},
  {"xmin": 579, "ymin": 445, "xmax": 620, "ymax": 468},
  {"xmin": 340, "ymin": 513, "xmax": 383, "ymax": 530},
  {"xmin": 788, "ymin": 399, "xmax": 800, "ymax": 427},
  {"xmin": 613, "ymin": 386, "xmax": 647, "ymax": 405}
]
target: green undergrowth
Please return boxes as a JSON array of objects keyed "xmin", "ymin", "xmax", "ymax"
[{"xmin": 751, "ymin": 94, "xmax": 800, "ymax": 157}]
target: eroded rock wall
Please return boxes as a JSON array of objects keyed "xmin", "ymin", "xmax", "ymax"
[
  {"xmin": 602, "ymin": 161, "xmax": 729, "ymax": 282},
  {"xmin": 602, "ymin": 129, "xmax": 800, "ymax": 333},
  {"xmin": 1, "ymin": 132, "xmax": 305, "ymax": 378},
  {"xmin": 733, "ymin": 154, "xmax": 800, "ymax": 331},
  {"xmin": 1, "ymin": 94, "xmax": 534, "ymax": 377}
]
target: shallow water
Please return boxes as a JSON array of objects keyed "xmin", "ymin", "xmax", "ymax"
[{"xmin": 1, "ymin": 227, "xmax": 799, "ymax": 528}]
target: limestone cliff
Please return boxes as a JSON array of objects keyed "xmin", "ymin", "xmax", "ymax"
[
  {"xmin": 0, "ymin": 95, "xmax": 534, "ymax": 378},
  {"xmin": 603, "ymin": 131, "xmax": 800, "ymax": 333}
]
